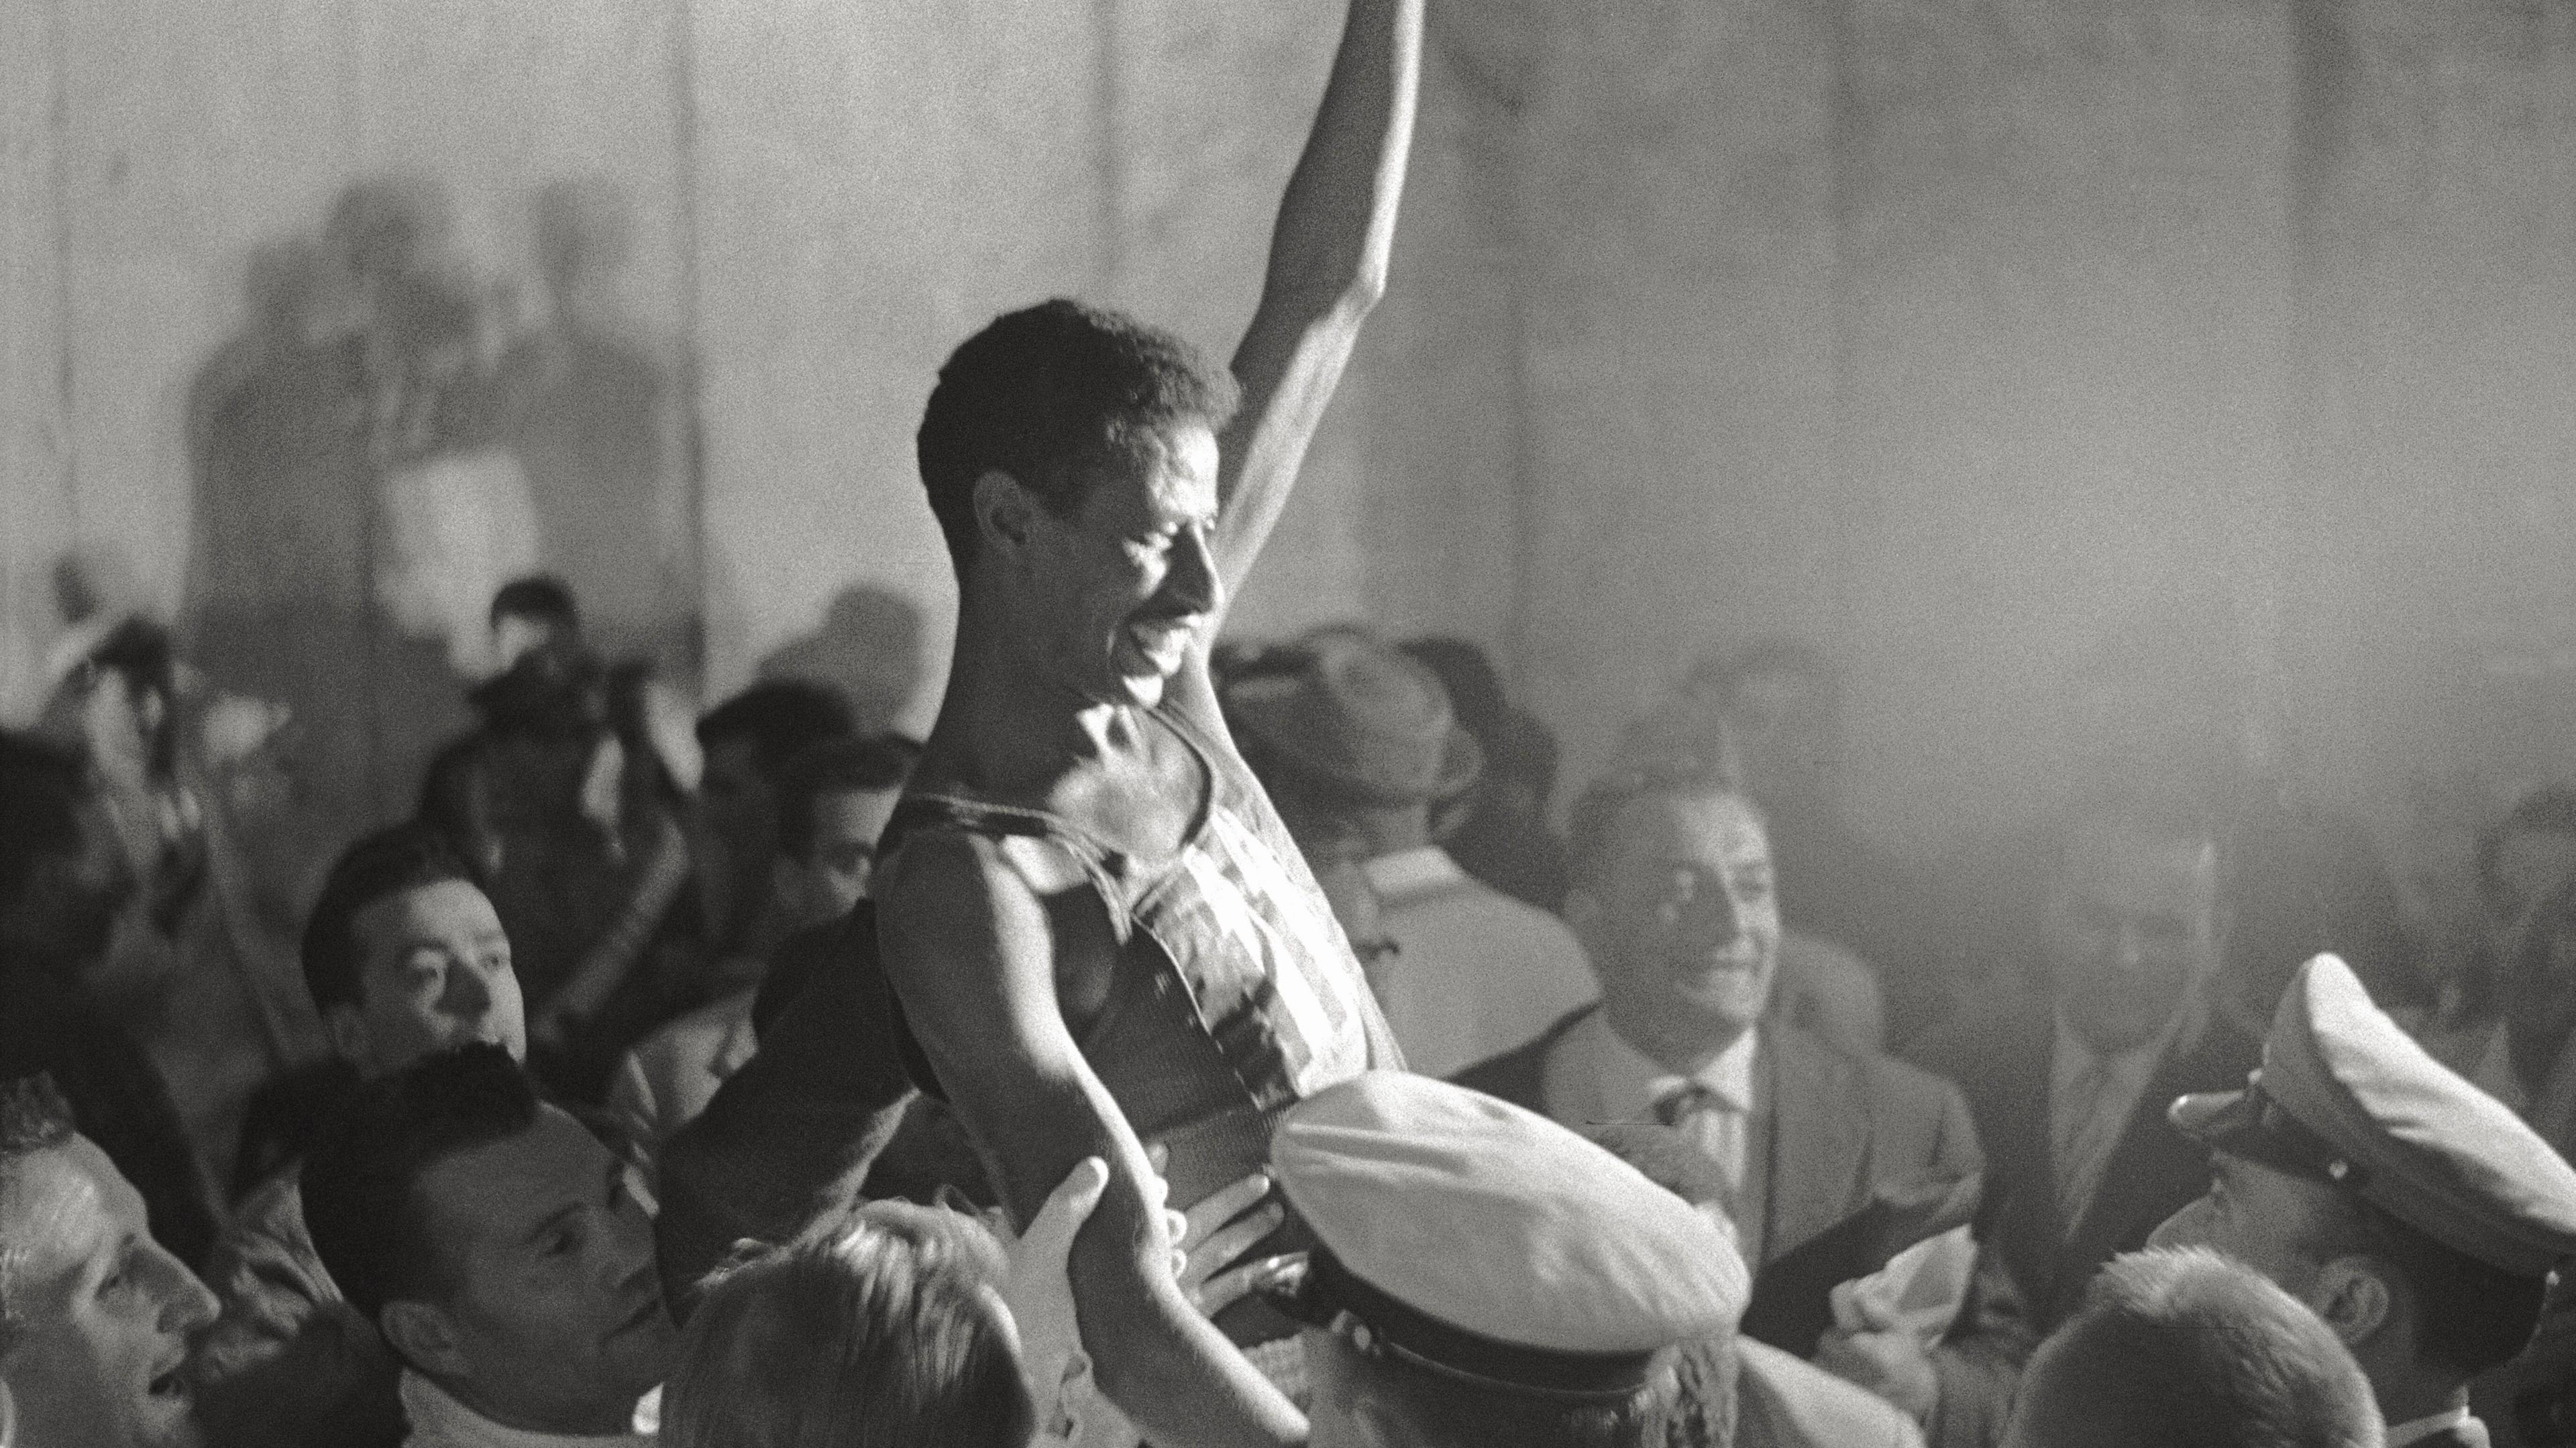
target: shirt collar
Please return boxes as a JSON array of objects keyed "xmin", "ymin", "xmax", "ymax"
[
  {"xmin": 399, "ymin": 1370, "xmax": 656, "ymax": 1448},
  {"xmin": 2384, "ymin": 1406, "xmax": 2475, "ymax": 1448},
  {"xmin": 1358, "ymin": 846, "xmax": 1466, "ymax": 901},
  {"xmin": 1589, "ymin": 1011, "xmax": 1761, "ymax": 1122}
]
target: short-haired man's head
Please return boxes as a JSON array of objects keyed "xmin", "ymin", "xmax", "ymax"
[
  {"xmin": 1563, "ymin": 765, "xmax": 1780, "ymax": 1042},
  {"xmin": 299, "ymin": 1043, "xmax": 541, "ymax": 1324},
  {"xmin": 2479, "ymin": 785, "xmax": 2576, "ymax": 950},
  {"xmin": 2299, "ymin": 1184, "xmax": 2549, "ymax": 1382},
  {"xmin": 2006, "ymin": 1249, "xmax": 2380, "ymax": 1448},
  {"xmin": 664, "ymin": 1200, "xmax": 1031, "ymax": 1448},
  {"xmin": 489, "ymin": 574, "xmax": 580, "ymax": 632},
  {"xmin": 696, "ymin": 680, "xmax": 859, "ymax": 785},
  {"xmin": 2045, "ymin": 785, "xmax": 2224, "ymax": 1053},
  {"xmin": 303, "ymin": 1045, "xmax": 672, "ymax": 1433},
  {"xmin": 916, "ymin": 298, "xmax": 1239, "ymax": 577},
  {"xmin": 775, "ymin": 734, "xmax": 920, "ymax": 862},
  {"xmin": 302, "ymin": 825, "xmax": 522, "ymax": 1074},
  {"xmin": 488, "ymin": 576, "xmax": 582, "ymax": 675},
  {"xmin": 0, "ymin": 1072, "xmax": 219, "ymax": 1448},
  {"xmin": 768, "ymin": 734, "xmax": 921, "ymax": 925},
  {"xmin": 1303, "ymin": 1322, "xmax": 1709, "ymax": 1448}
]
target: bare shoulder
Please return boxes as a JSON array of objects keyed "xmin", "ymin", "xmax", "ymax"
[{"xmin": 874, "ymin": 816, "xmax": 1122, "ymax": 1027}]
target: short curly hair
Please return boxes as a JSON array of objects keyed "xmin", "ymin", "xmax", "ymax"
[{"xmin": 916, "ymin": 298, "xmax": 1238, "ymax": 575}]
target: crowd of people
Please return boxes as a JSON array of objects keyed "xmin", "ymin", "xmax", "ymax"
[{"xmin": 8, "ymin": 1, "xmax": 2576, "ymax": 1445}]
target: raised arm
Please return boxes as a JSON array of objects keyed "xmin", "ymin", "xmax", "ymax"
[
  {"xmin": 875, "ymin": 836, "xmax": 1305, "ymax": 1448},
  {"xmin": 1210, "ymin": 0, "xmax": 1424, "ymax": 594}
]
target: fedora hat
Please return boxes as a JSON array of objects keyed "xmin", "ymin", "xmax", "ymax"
[{"xmin": 1226, "ymin": 629, "xmax": 1483, "ymax": 806}]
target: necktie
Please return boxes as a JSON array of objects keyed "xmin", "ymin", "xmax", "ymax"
[
  {"xmin": 2053, "ymin": 1053, "xmax": 2121, "ymax": 1227},
  {"xmin": 1653, "ymin": 1080, "xmax": 1748, "ymax": 1204}
]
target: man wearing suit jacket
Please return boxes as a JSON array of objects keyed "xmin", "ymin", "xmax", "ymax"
[
  {"xmin": 1817, "ymin": 789, "xmax": 2257, "ymax": 1448},
  {"xmin": 1454, "ymin": 765, "xmax": 1982, "ymax": 1283}
]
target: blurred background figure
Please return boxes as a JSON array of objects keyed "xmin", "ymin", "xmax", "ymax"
[
  {"xmin": 1226, "ymin": 628, "xmax": 1593, "ymax": 1076},
  {"xmin": 686, "ymin": 679, "xmax": 859, "ymax": 995},
  {"xmin": 2410, "ymin": 786, "xmax": 2576, "ymax": 1104},
  {"xmin": 1829, "ymin": 789, "xmax": 2251, "ymax": 1445},
  {"xmin": 1399, "ymin": 636, "xmax": 1570, "ymax": 914},
  {"xmin": 608, "ymin": 731, "xmax": 918, "ymax": 1144},
  {"xmin": 2001, "ymin": 1249, "xmax": 2381, "ymax": 1448},
  {"xmin": 486, "ymin": 573, "xmax": 584, "ymax": 676},
  {"xmin": 0, "ymin": 729, "xmax": 219, "ymax": 1272},
  {"xmin": 37, "ymin": 606, "xmax": 329, "ymax": 1200},
  {"xmin": 2503, "ymin": 879, "xmax": 2576, "ymax": 1161}
]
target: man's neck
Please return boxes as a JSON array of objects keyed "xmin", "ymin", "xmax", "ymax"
[
  {"xmin": 417, "ymin": 1370, "xmax": 637, "ymax": 1441},
  {"xmin": 2365, "ymin": 1359, "xmax": 2469, "ymax": 1433},
  {"xmin": 1599, "ymin": 997, "xmax": 1755, "ymax": 1079},
  {"xmin": 931, "ymin": 603, "xmax": 1148, "ymax": 791}
]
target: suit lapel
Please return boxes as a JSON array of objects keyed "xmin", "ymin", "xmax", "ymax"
[{"xmin": 1760, "ymin": 1028, "xmax": 1867, "ymax": 1265}]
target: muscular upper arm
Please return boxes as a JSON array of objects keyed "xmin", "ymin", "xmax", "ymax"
[{"xmin": 873, "ymin": 831, "xmax": 1155, "ymax": 1230}]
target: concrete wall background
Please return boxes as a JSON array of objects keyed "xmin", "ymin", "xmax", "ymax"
[{"xmin": 7, "ymin": 0, "xmax": 2576, "ymax": 877}]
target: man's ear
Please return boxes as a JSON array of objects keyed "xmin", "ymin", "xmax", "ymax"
[
  {"xmin": 2310, "ymin": 1256, "xmax": 2395, "ymax": 1350},
  {"xmin": 322, "ymin": 1004, "xmax": 374, "ymax": 1073},
  {"xmin": 378, "ymin": 1298, "xmax": 472, "ymax": 1380},
  {"xmin": 971, "ymin": 469, "xmax": 1038, "ymax": 555}
]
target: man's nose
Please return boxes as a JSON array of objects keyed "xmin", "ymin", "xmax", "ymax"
[
  {"xmin": 1685, "ymin": 887, "xmax": 1743, "ymax": 943},
  {"xmin": 152, "ymin": 1247, "xmax": 221, "ymax": 1337},
  {"xmin": 1165, "ymin": 524, "xmax": 1222, "ymax": 616},
  {"xmin": 443, "ymin": 962, "xmax": 493, "ymax": 1019}
]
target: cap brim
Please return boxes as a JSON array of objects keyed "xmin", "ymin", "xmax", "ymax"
[{"xmin": 2167, "ymin": 1089, "xmax": 2257, "ymax": 1148}]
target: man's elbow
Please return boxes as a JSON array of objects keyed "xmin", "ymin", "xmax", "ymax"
[{"xmin": 1340, "ymin": 258, "xmax": 1389, "ymax": 316}]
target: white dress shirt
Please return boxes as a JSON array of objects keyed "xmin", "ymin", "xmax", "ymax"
[
  {"xmin": 399, "ymin": 1372, "xmax": 655, "ymax": 1448},
  {"xmin": 1541, "ymin": 1009, "xmax": 1762, "ymax": 1247},
  {"xmin": 1362, "ymin": 845, "xmax": 1596, "ymax": 1078}
]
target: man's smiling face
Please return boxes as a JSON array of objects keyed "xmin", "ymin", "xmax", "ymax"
[{"xmin": 0, "ymin": 1137, "xmax": 219, "ymax": 1448}]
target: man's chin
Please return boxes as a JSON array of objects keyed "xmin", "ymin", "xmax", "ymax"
[{"xmin": 138, "ymin": 1384, "xmax": 207, "ymax": 1448}]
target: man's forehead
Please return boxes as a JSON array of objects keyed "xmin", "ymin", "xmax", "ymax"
[
  {"xmin": 357, "ymin": 878, "xmax": 503, "ymax": 948},
  {"xmin": 1086, "ymin": 425, "xmax": 1221, "ymax": 524},
  {"xmin": 2061, "ymin": 821, "xmax": 2215, "ymax": 898},
  {"xmin": 1615, "ymin": 790, "xmax": 1768, "ymax": 864},
  {"xmin": 1, "ymin": 1139, "xmax": 133, "ymax": 1280}
]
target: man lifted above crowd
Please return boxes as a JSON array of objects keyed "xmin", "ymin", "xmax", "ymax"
[{"xmin": 867, "ymin": 2, "xmax": 1421, "ymax": 1444}]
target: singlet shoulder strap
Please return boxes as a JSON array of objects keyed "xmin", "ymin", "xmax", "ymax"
[{"xmin": 878, "ymin": 791, "xmax": 1137, "ymax": 942}]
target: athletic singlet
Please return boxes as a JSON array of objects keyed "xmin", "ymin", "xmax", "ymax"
[{"xmin": 876, "ymin": 705, "xmax": 1403, "ymax": 1345}]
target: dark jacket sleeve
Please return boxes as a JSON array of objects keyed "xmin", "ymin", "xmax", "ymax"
[{"xmin": 191, "ymin": 1174, "xmax": 405, "ymax": 1448}]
